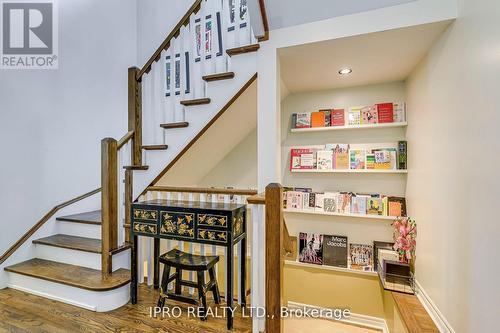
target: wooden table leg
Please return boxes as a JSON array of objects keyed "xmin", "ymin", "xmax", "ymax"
[
  {"xmin": 240, "ymin": 236, "xmax": 246, "ymax": 308},
  {"xmin": 153, "ymin": 238, "xmax": 160, "ymax": 289},
  {"xmin": 131, "ymin": 235, "xmax": 138, "ymax": 304},
  {"xmin": 226, "ymin": 244, "xmax": 234, "ymax": 330}
]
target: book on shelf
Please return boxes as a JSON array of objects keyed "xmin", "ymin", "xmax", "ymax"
[
  {"xmin": 349, "ymin": 243, "xmax": 373, "ymax": 271},
  {"xmin": 320, "ymin": 109, "xmax": 331, "ymax": 126},
  {"xmin": 377, "ymin": 103, "xmax": 394, "ymax": 123},
  {"xmin": 296, "ymin": 113, "xmax": 311, "ymax": 128},
  {"xmin": 393, "ymin": 102, "xmax": 406, "ymax": 123},
  {"xmin": 328, "ymin": 143, "xmax": 350, "ymax": 169},
  {"xmin": 361, "ymin": 105, "xmax": 378, "ymax": 124},
  {"xmin": 311, "ymin": 111, "xmax": 326, "ymax": 128},
  {"xmin": 349, "ymin": 149, "xmax": 366, "ymax": 169},
  {"xmin": 323, "ymin": 192, "xmax": 339, "ymax": 212},
  {"xmin": 314, "ymin": 193, "xmax": 325, "ymax": 211},
  {"xmin": 291, "ymin": 113, "xmax": 297, "ymax": 129},
  {"xmin": 286, "ymin": 191, "xmax": 303, "ymax": 210},
  {"xmin": 387, "ymin": 196, "xmax": 407, "ymax": 217},
  {"xmin": 299, "ymin": 233, "xmax": 323, "ymax": 265},
  {"xmin": 317, "ymin": 150, "xmax": 333, "ymax": 170},
  {"xmin": 398, "ymin": 141, "xmax": 407, "ymax": 170},
  {"xmin": 348, "ymin": 107, "xmax": 362, "ymax": 125},
  {"xmin": 331, "ymin": 109, "xmax": 345, "ymax": 126},
  {"xmin": 337, "ymin": 192, "xmax": 352, "ymax": 214},
  {"xmin": 365, "ymin": 154, "xmax": 375, "ymax": 169},
  {"xmin": 283, "ymin": 186, "xmax": 294, "ymax": 209},
  {"xmin": 323, "ymin": 235, "xmax": 348, "ymax": 268},
  {"xmin": 367, "ymin": 198, "xmax": 383, "ymax": 215},
  {"xmin": 373, "ymin": 240, "xmax": 395, "ymax": 271},
  {"xmin": 350, "ymin": 195, "xmax": 367, "ymax": 215},
  {"xmin": 290, "ymin": 148, "xmax": 315, "ymax": 170},
  {"xmin": 373, "ymin": 149, "xmax": 397, "ymax": 170}
]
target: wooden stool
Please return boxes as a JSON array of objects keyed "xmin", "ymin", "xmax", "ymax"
[{"xmin": 157, "ymin": 249, "xmax": 221, "ymax": 320}]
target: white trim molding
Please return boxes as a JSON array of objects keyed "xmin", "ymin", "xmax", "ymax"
[
  {"xmin": 415, "ymin": 280, "xmax": 455, "ymax": 333},
  {"xmin": 287, "ymin": 301, "xmax": 389, "ymax": 333}
]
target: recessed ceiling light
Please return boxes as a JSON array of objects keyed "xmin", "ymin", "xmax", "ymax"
[{"xmin": 338, "ymin": 67, "xmax": 352, "ymax": 75}]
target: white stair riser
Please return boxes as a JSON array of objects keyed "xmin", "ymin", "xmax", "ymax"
[
  {"xmin": 57, "ymin": 221, "xmax": 101, "ymax": 239},
  {"xmin": 7, "ymin": 272, "xmax": 130, "ymax": 312},
  {"xmin": 34, "ymin": 244, "xmax": 131, "ymax": 272}
]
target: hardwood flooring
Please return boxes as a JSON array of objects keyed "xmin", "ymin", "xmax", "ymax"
[{"xmin": 0, "ymin": 284, "xmax": 251, "ymax": 333}]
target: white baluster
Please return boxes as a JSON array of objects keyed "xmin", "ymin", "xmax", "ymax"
[
  {"xmin": 171, "ymin": 37, "xmax": 183, "ymax": 122},
  {"xmin": 224, "ymin": 0, "xmax": 237, "ymax": 50},
  {"xmin": 237, "ymin": 0, "xmax": 250, "ymax": 46}
]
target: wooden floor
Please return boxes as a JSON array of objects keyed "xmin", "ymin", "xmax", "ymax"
[{"xmin": 0, "ymin": 284, "xmax": 251, "ymax": 333}]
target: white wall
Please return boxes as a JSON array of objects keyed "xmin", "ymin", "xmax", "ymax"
[
  {"xmin": 406, "ymin": 0, "xmax": 500, "ymax": 331},
  {"xmin": 136, "ymin": 0, "xmax": 192, "ymax": 66},
  {"xmin": 0, "ymin": 0, "xmax": 136, "ymax": 257}
]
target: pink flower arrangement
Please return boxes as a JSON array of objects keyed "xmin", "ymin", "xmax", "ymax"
[{"xmin": 392, "ymin": 217, "xmax": 417, "ymax": 263}]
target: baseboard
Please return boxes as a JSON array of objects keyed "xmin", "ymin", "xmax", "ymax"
[
  {"xmin": 287, "ymin": 301, "xmax": 389, "ymax": 333},
  {"xmin": 8, "ymin": 283, "xmax": 97, "ymax": 311},
  {"xmin": 415, "ymin": 280, "xmax": 455, "ymax": 333}
]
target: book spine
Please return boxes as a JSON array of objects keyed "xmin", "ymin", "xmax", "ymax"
[
  {"xmin": 398, "ymin": 141, "xmax": 407, "ymax": 170},
  {"xmin": 291, "ymin": 113, "xmax": 297, "ymax": 129}
]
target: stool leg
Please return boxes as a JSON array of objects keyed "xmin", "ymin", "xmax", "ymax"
[
  {"xmin": 175, "ymin": 268, "xmax": 183, "ymax": 295},
  {"xmin": 158, "ymin": 264, "xmax": 171, "ymax": 308},
  {"xmin": 208, "ymin": 266, "xmax": 221, "ymax": 304},
  {"xmin": 197, "ymin": 270, "xmax": 207, "ymax": 321}
]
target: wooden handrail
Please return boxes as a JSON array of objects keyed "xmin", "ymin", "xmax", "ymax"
[
  {"xmin": 136, "ymin": 0, "xmax": 202, "ymax": 81},
  {"xmin": 0, "ymin": 188, "xmax": 101, "ymax": 266},
  {"xmin": 392, "ymin": 292, "xmax": 439, "ymax": 332},
  {"xmin": 147, "ymin": 186, "xmax": 257, "ymax": 196},
  {"xmin": 117, "ymin": 131, "xmax": 134, "ymax": 150},
  {"xmin": 246, "ymin": 192, "xmax": 265, "ymax": 205},
  {"xmin": 257, "ymin": 0, "xmax": 270, "ymax": 42}
]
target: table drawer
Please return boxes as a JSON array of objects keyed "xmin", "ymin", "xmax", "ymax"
[
  {"xmin": 132, "ymin": 209, "xmax": 158, "ymax": 223},
  {"xmin": 133, "ymin": 222, "xmax": 158, "ymax": 236},
  {"xmin": 197, "ymin": 228, "xmax": 228, "ymax": 243},
  {"xmin": 160, "ymin": 211, "xmax": 195, "ymax": 239},
  {"xmin": 197, "ymin": 213, "xmax": 228, "ymax": 229}
]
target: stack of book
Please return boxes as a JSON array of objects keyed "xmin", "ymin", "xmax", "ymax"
[
  {"xmin": 284, "ymin": 187, "xmax": 407, "ymax": 217},
  {"xmin": 298, "ymin": 233, "xmax": 395, "ymax": 272},
  {"xmin": 291, "ymin": 102, "xmax": 406, "ymax": 129},
  {"xmin": 290, "ymin": 141, "xmax": 407, "ymax": 171}
]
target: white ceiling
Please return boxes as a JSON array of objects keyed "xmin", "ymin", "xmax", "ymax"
[
  {"xmin": 279, "ymin": 21, "xmax": 452, "ymax": 93},
  {"xmin": 265, "ymin": 0, "xmax": 416, "ymax": 30}
]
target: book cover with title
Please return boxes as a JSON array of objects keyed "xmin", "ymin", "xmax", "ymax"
[
  {"xmin": 323, "ymin": 235, "xmax": 348, "ymax": 268},
  {"xmin": 299, "ymin": 233, "xmax": 323, "ymax": 265}
]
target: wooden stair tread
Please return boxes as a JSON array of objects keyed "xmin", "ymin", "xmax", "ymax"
[
  {"xmin": 56, "ymin": 210, "xmax": 101, "ymax": 225},
  {"xmin": 202, "ymin": 72, "xmax": 235, "ymax": 82},
  {"xmin": 142, "ymin": 144, "xmax": 168, "ymax": 151},
  {"xmin": 226, "ymin": 44, "xmax": 260, "ymax": 56},
  {"xmin": 180, "ymin": 98, "xmax": 211, "ymax": 106},
  {"xmin": 33, "ymin": 234, "xmax": 101, "ymax": 253},
  {"xmin": 4, "ymin": 258, "xmax": 130, "ymax": 291},
  {"xmin": 123, "ymin": 165, "xmax": 149, "ymax": 170},
  {"xmin": 392, "ymin": 292, "xmax": 439, "ymax": 333},
  {"xmin": 160, "ymin": 122, "xmax": 189, "ymax": 129}
]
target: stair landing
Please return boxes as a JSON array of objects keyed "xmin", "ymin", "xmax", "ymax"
[{"xmin": 4, "ymin": 258, "xmax": 130, "ymax": 291}]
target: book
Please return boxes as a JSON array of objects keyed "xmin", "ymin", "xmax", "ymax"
[
  {"xmin": 319, "ymin": 110, "xmax": 331, "ymax": 126},
  {"xmin": 349, "ymin": 149, "xmax": 366, "ymax": 169},
  {"xmin": 314, "ymin": 193, "xmax": 325, "ymax": 211},
  {"xmin": 286, "ymin": 191, "xmax": 303, "ymax": 210},
  {"xmin": 349, "ymin": 244, "xmax": 373, "ymax": 271},
  {"xmin": 282, "ymin": 186, "xmax": 294, "ymax": 208},
  {"xmin": 337, "ymin": 192, "xmax": 352, "ymax": 213},
  {"xmin": 305, "ymin": 192, "xmax": 316, "ymax": 211},
  {"xmin": 331, "ymin": 109, "xmax": 345, "ymax": 126},
  {"xmin": 317, "ymin": 150, "xmax": 333, "ymax": 170},
  {"xmin": 296, "ymin": 113, "xmax": 311, "ymax": 128},
  {"xmin": 327, "ymin": 143, "xmax": 350, "ymax": 169},
  {"xmin": 367, "ymin": 198, "xmax": 383, "ymax": 215},
  {"xmin": 373, "ymin": 149, "xmax": 397, "ymax": 170},
  {"xmin": 299, "ymin": 233, "xmax": 323, "ymax": 265},
  {"xmin": 302, "ymin": 192, "xmax": 310, "ymax": 212},
  {"xmin": 291, "ymin": 113, "xmax": 297, "ymax": 129},
  {"xmin": 398, "ymin": 141, "xmax": 407, "ymax": 170},
  {"xmin": 323, "ymin": 192, "xmax": 339, "ymax": 212},
  {"xmin": 350, "ymin": 195, "xmax": 367, "ymax": 215},
  {"xmin": 311, "ymin": 111, "xmax": 325, "ymax": 128},
  {"xmin": 290, "ymin": 148, "xmax": 315, "ymax": 170},
  {"xmin": 348, "ymin": 107, "xmax": 362, "ymax": 125},
  {"xmin": 361, "ymin": 105, "xmax": 378, "ymax": 124},
  {"xmin": 393, "ymin": 102, "xmax": 406, "ymax": 122},
  {"xmin": 387, "ymin": 197, "xmax": 407, "ymax": 217},
  {"xmin": 377, "ymin": 103, "xmax": 394, "ymax": 123},
  {"xmin": 365, "ymin": 154, "xmax": 375, "ymax": 169},
  {"xmin": 373, "ymin": 241, "xmax": 395, "ymax": 271},
  {"xmin": 323, "ymin": 235, "xmax": 348, "ymax": 268}
]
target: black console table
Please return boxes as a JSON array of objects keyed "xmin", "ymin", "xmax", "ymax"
[{"xmin": 130, "ymin": 200, "xmax": 247, "ymax": 330}]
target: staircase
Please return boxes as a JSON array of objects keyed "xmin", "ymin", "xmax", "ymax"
[{"xmin": 0, "ymin": 0, "xmax": 265, "ymax": 312}]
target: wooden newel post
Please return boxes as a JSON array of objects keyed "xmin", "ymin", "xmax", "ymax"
[
  {"xmin": 128, "ymin": 66, "xmax": 142, "ymax": 166},
  {"xmin": 265, "ymin": 183, "xmax": 284, "ymax": 333},
  {"xmin": 101, "ymin": 138, "xmax": 118, "ymax": 275}
]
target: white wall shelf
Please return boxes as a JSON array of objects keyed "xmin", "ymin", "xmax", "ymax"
[
  {"xmin": 284, "ymin": 209, "xmax": 396, "ymax": 221},
  {"xmin": 291, "ymin": 122, "xmax": 407, "ymax": 133},
  {"xmin": 291, "ymin": 169, "xmax": 408, "ymax": 174},
  {"xmin": 284, "ymin": 260, "xmax": 377, "ymax": 277}
]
